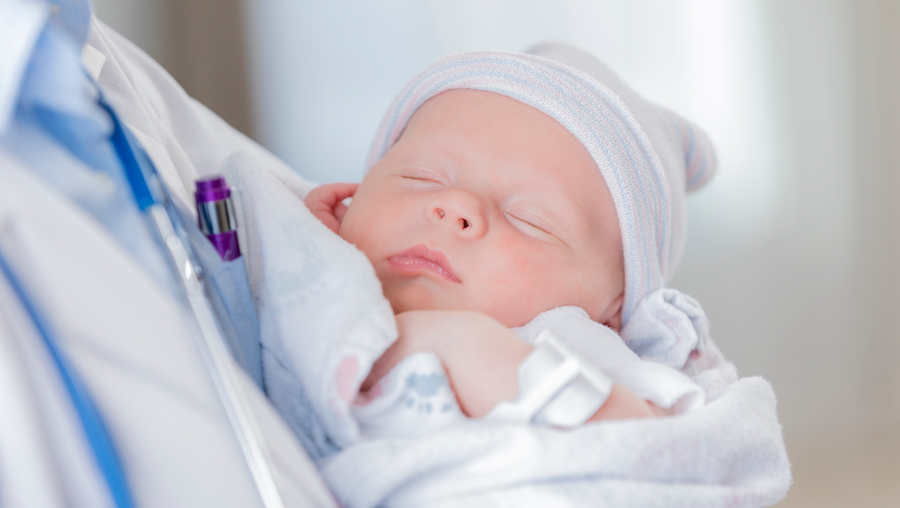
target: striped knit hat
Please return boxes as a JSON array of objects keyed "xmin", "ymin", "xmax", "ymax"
[{"xmin": 365, "ymin": 42, "xmax": 716, "ymax": 331}]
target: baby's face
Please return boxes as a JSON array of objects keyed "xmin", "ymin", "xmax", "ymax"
[{"xmin": 340, "ymin": 89, "xmax": 624, "ymax": 328}]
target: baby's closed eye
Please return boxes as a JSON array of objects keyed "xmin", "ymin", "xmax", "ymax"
[
  {"xmin": 398, "ymin": 169, "xmax": 448, "ymax": 188},
  {"xmin": 505, "ymin": 210, "xmax": 561, "ymax": 243}
]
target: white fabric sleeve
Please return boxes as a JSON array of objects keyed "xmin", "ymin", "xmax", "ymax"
[
  {"xmin": 351, "ymin": 353, "xmax": 465, "ymax": 440},
  {"xmin": 486, "ymin": 330, "xmax": 614, "ymax": 427}
]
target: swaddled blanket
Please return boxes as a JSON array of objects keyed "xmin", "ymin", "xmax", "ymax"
[{"xmin": 224, "ymin": 152, "xmax": 791, "ymax": 507}]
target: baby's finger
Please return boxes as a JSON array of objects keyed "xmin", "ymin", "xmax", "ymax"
[
  {"xmin": 322, "ymin": 182, "xmax": 359, "ymax": 206},
  {"xmin": 305, "ymin": 183, "xmax": 359, "ymax": 233},
  {"xmin": 334, "ymin": 203, "xmax": 349, "ymax": 224}
]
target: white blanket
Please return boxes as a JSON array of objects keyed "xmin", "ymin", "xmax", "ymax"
[
  {"xmin": 224, "ymin": 153, "xmax": 397, "ymax": 459},
  {"xmin": 227, "ymin": 152, "xmax": 791, "ymax": 507},
  {"xmin": 323, "ymin": 377, "xmax": 786, "ymax": 508},
  {"xmin": 321, "ymin": 322, "xmax": 789, "ymax": 508}
]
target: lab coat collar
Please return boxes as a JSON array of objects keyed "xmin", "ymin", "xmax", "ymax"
[{"xmin": 0, "ymin": 0, "xmax": 92, "ymax": 133}]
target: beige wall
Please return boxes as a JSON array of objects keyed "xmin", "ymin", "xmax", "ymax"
[
  {"xmin": 93, "ymin": 0, "xmax": 254, "ymax": 138},
  {"xmin": 669, "ymin": 1, "xmax": 900, "ymax": 505}
]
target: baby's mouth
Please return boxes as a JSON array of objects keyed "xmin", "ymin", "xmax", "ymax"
[{"xmin": 389, "ymin": 245, "xmax": 461, "ymax": 283}]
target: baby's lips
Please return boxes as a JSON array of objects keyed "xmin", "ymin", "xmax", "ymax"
[{"xmin": 389, "ymin": 244, "xmax": 461, "ymax": 283}]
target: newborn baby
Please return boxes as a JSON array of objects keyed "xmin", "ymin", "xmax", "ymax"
[
  {"xmin": 303, "ymin": 42, "xmax": 716, "ymax": 430},
  {"xmin": 308, "ymin": 89, "xmax": 667, "ymax": 423}
]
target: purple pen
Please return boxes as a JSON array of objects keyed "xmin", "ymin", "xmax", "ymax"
[{"xmin": 195, "ymin": 176, "xmax": 241, "ymax": 261}]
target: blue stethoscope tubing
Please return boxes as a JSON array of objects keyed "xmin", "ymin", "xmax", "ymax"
[
  {"xmin": 0, "ymin": 97, "xmax": 154, "ymax": 508},
  {"xmin": 0, "ymin": 93, "xmax": 284, "ymax": 507},
  {"xmin": 101, "ymin": 99, "xmax": 286, "ymax": 508}
]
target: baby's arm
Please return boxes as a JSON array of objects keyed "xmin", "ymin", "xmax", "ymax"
[
  {"xmin": 362, "ymin": 310, "xmax": 661, "ymax": 421},
  {"xmin": 363, "ymin": 310, "xmax": 530, "ymax": 417}
]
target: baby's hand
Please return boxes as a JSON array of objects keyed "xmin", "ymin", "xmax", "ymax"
[
  {"xmin": 362, "ymin": 310, "xmax": 532, "ymax": 417},
  {"xmin": 361, "ymin": 310, "xmax": 490, "ymax": 391},
  {"xmin": 304, "ymin": 182, "xmax": 358, "ymax": 234}
]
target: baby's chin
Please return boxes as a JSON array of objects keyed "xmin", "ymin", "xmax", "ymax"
[
  {"xmin": 384, "ymin": 284, "xmax": 445, "ymax": 315},
  {"xmin": 383, "ymin": 280, "xmax": 493, "ymax": 317},
  {"xmin": 383, "ymin": 284, "xmax": 535, "ymax": 328}
]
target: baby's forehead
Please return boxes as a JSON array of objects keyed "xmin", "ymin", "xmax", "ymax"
[
  {"xmin": 408, "ymin": 90, "xmax": 607, "ymax": 180},
  {"xmin": 404, "ymin": 91, "xmax": 585, "ymax": 161},
  {"xmin": 402, "ymin": 89, "xmax": 531, "ymax": 139},
  {"xmin": 399, "ymin": 90, "xmax": 603, "ymax": 186}
]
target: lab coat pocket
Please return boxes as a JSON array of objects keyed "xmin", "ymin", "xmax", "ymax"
[{"xmin": 182, "ymin": 205, "xmax": 262, "ymax": 389}]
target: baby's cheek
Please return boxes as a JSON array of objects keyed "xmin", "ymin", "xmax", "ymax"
[
  {"xmin": 492, "ymin": 238, "xmax": 552, "ymax": 290},
  {"xmin": 339, "ymin": 218, "xmax": 378, "ymax": 258},
  {"xmin": 477, "ymin": 260, "xmax": 545, "ymax": 327}
]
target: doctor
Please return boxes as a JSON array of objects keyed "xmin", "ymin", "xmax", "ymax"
[{"xmin": 0, "ymin": 0, "xmax": 331, "ymax": 506}]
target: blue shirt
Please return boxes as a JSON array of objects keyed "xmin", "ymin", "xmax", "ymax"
[{"xmin": 0, "ymin": 0, "xmax": 172, "ymax": 286}]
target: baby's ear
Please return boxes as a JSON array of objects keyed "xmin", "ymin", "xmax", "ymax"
[{"xmin": 304, "ymin": 182, "xmax": 359, "ymax": 234}]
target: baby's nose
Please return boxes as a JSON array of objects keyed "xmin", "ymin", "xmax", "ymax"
[
  {"xmin": 433, "ymin": 208, "xmax": 473, "ymax": 230},
  {"xmin": 427, "ymin": 191, "xmax": 486, "ymax": 237}
]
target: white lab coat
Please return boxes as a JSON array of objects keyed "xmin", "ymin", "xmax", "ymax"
[{"xmin": 0, "ymin": 8, "xmax": 333, "ymax": 507}]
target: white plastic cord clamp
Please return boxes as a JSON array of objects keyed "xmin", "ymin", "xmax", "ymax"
[{"xmin": 486, "ymin": 330, "xmax": 614, "ymax": 428}]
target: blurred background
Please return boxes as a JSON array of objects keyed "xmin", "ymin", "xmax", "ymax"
[{"xmin": 92, "ymin": 0, "xmax": 900, "ymax": 505}]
